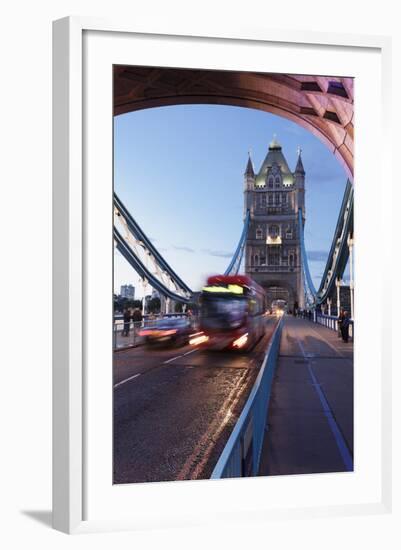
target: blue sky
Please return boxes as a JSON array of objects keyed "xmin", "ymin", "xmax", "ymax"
[{"xmin": 114, "ymin": 104, "xmax": 348, "ymax": 297}]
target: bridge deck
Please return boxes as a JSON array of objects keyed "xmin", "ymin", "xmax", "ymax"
[
  {"xmin": 113, "ymin": 318, "xmax": 277, "ymax": 483},
  {"xmin": 259, "ymin": 316, "xmax": 353, "ymax": 476}
]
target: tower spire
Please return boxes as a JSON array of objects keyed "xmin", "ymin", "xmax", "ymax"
[
  {"xmin": 269, "ymin": 134, "xmax": 281, "ymax": 150},
  {"xmin": 244, "ymin": 150, "xmax": 255, "ymax": 177},
  {"xmin": 295, "ymin": 146, "xmax": 305, "ymax": 174}
]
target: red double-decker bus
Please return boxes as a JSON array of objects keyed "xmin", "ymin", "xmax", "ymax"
[{"xmin": 191, "ymin": 274, "xmax": 267, "ymax": 351}]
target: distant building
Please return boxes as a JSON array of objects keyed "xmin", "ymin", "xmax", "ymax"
[
  {"xmin": 120, "ymin": 284, "xmax": 135, "ymax": 300},
  {"xmin": 244, "ymin": 136, "xmax": 305, "ymax": 310}
]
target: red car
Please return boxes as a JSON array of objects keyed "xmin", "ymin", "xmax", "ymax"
[{"xmin": 139, "ymin": 317, "xmax": 192, "ymax": 348}]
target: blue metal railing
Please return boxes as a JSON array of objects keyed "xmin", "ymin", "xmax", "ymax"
[
  {"xmin": 314, "ymin": 312, "xmax": 354, "ymax": 339},
  {"xmin": 211, "ymin": 318, "xmax": 283, "ymax": 479}
]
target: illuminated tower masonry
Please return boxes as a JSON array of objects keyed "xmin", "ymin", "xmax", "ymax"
[{"xmin": 244, "ymin": 137, "xmax": 305, "ymax": 310}]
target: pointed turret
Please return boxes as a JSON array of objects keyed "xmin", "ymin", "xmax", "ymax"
[
  {"xmin": 295, "ymin": 147, "xmax": 305, "ymax": 174},
  {"xmin": 244, "ymin": 152, "xmax": 255, "ymax": 178},
  {"xmin": 244, "ymin": 152, "xmax": 255, "ymax": 191},
  {"xmin": 294, "ymin": 146, "xmax": 306, "ymax": 217},
  {"xmin": 244, "ymin": 152, "xmax": 255, "ymax": 217}
]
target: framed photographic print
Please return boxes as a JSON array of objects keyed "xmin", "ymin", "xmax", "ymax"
[{"xmin": 53, "ymin": 17, "xmax": 392, "ymax": 533}]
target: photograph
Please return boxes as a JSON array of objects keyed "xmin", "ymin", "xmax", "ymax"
[
  {"xmin": 1, "ymin": 1, "xmax": 395, "ymax": 542},
  {"xmin": 112, "ymin": 66, "xmax": 354, "ymax": 484}
]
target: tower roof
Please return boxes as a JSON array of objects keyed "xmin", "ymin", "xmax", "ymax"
[
  {"xmin": 244, "ymin": 152, "xmax": 255, "ymax": 178},
  {"xmin": 255, "ymin": 136, "xmax": 294, "ymax": 186}
]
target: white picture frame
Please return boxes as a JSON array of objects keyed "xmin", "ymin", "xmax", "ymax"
[{"xmin": 52, "ymin": 16, "xmax": 392, "ymax": 534}]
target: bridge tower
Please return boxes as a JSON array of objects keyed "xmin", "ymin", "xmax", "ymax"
[{"xmin": 244, "ymin": 137, "xmax": 305, "ymax": 311}]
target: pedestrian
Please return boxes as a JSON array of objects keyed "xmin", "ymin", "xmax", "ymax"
[
  {"xmin": 122, "ymin": 307, "xmax": 131, "ymax": 337},
  {"xmin": 132, "ymin": 307, "xmax": 142, "ymax": 323},
  {"xmin": 132, "ymin": 307, "xmax": 143, "ymax": 331},
  {"xmin": 340, "ymin": 310, "xmax": 350, "ymax": 342},
  {"xmin": 337, "ymin": 308, "xmax": 345, "ymax": 338}
]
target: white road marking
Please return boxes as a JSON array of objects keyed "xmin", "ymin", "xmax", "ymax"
[
  {"xmin": 163, "ymin": 348, "xmax": 199, "ymax": 364},
  {"xmin": 114, "ymin": 373, "xmax": 141, "ymax": 389},
  {"xmin": 115, "ymin": 349, "xmax": 199, "ymax": 388},
  {"xmin": 182, "ymin": 349, "xmax": 198, "ymax": 357},
  {"xmin": 296, "ymin": 337, "xmax": 353, "ymax": 472},
  {"xmin": 163, "ymin": 355, "xmax": 183, "ymax": 364}
]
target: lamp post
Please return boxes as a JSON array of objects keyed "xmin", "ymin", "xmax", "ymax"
[
  {"xmin": 336, "ymin": 277, "xmax": 342, "ymax": 315},
  {"xmin": 160, "ymin": 294, "xmax": 166, "ymax": 315},
  {"xmin": 348, "ymin": 234, "xmax": 354, "ymax": 320},
  {"xmin": 141, "ymin": 278, "xmax": 147, "ymax": 317}
]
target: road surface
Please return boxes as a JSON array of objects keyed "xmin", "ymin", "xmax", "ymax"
[{"xmin": 114, "ymin": 317, "xmax": 277, "ymax": 484}]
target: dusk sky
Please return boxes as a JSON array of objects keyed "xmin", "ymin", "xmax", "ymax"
[{"xmin": 114, "ymin": 104, "xmax": 349, "ymax": 298}]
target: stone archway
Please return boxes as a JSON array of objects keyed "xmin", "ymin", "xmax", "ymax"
[
  {"xmin": 261, "ymin": 280, "xmax": 298, "ymax": 311},
  {"xmin": 267, "ymin": 286, "xmax": 291, "ymax": 305},
  {"xmin": 114, "ymin": 67, "xmax": 354, "ymax": 178}
]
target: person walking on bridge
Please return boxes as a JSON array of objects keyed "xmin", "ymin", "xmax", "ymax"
[
  {"xmin": 340, "ymin": 310, "xmax": 350, "ymax": 343},
  {"xmin": 337, "ymin": 308, "xmax": 345, "ymax": 338},
  {"xmin": 132, "ymin": 307, "xmax": 143, "ymax": 336},
  {"xmin": 122, "ymin": 307, "xmax": 131, "ymax": 337}
]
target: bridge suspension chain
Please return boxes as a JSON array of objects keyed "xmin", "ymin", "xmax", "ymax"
[
  {"xmin": 224, "ymin": 210, "xmax": 250, "ymax": 276},
  {"xmin": 298, "ymin": 208, "xmax": 318, "ymax": 305},
  {"xmin": 114, "ymin": 194, "xmax": 192, "ymax": 303},
  {"xmin": 299, "ymin": 180, "xmax": 354, "ymax": 307}
]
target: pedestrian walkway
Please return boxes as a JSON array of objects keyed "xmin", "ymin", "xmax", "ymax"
[
  {"xmin": 259, "ymin": 315, "xmax": 353, "ymax": 476},
  {"xmin": 114, "ymin": 322, "xmax": 144, "ymax": 350}
]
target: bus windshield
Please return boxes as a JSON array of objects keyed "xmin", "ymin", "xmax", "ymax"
[{"xmin": 200, "ymin": 295, "xmax": 248, "ymax": 330}]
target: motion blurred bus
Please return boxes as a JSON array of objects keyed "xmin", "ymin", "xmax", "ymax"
[{"xmin": 190, "ymin": 275, "xmax": 266, "ymax": 351}]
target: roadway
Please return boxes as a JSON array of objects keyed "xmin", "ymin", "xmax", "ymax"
[
  {"xmin": 259, "ymin": 315, "xmax": 354, "ymax": 476},
  {"xmin": 114, "ymin": 317, "xmax": 277, "ymax": 484}
]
